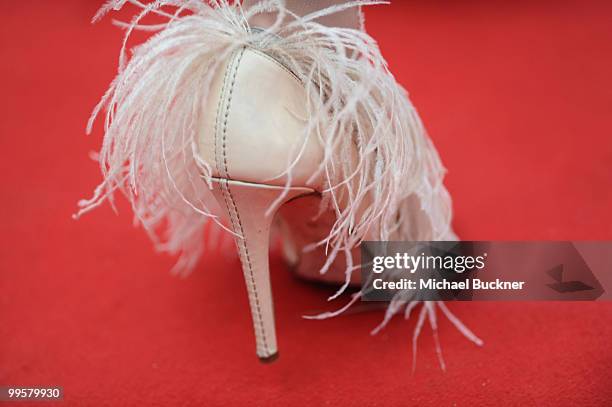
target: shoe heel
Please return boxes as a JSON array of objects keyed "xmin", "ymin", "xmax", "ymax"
[{"xmin": 210, "ymin": 178, "xmax": 313, "ymax": 362}]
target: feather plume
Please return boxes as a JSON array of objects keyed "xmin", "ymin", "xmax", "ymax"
[{"xmin": 76, "ymin": 0, "xmax": 455, "ymax": 277}]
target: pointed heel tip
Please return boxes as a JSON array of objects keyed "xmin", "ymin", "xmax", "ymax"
[{"xmin": 258, "ymin": 352, "xmax": 279, "ymax": 364}]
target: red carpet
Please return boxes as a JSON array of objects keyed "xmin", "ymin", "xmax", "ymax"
[{"xmin": 1, "ymin": 1, "xmax": 611, "ymax": 405}]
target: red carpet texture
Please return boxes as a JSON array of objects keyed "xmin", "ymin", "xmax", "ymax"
[{"xmin": 1, "ymin": 1, "xmax": 611, "ymax": 406}]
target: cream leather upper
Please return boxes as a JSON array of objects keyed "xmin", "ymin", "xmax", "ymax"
[{"xmin": 199, "ymin": 48, "xmax": 323, "ymax": 188}]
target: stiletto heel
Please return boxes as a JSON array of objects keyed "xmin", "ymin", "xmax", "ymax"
[{"xmin": 210, "ymin": 178, "xmax": 313, "ymax": 362}]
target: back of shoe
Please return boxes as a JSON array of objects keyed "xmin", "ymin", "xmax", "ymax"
[
  {"xmin": 199, "ymin": 47, "xmax": 322, "ymax": 361},
  {"xmin": 199, "ymin": 47, "xmax": 323, "ymax": 188}
]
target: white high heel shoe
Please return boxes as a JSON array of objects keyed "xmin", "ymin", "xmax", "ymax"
[
  {"xmin": 77, "ymin": 1, "xmax": 476, "ymax": 365},
  {"xmin": 201, "ymin": 47, "xmax": 348, "ymax": 359}
]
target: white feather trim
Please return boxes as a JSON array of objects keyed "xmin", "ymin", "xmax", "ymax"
[{"xmin": 76, "ymin": 0, "xmax": 455, "ymax": 277}]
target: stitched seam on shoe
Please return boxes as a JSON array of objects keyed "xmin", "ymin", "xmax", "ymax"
[
  {"xmin": 248, "ymin": 49, "xmax": 302, "ymax": 86},
  {"xmin": 214, "ymin": 51, "xmax": 236, "ymax": 177},
  {"xmin": 219, "ymin": 47, "xmax": 271, "ymax": 356},
  {"xmin": 222, "ymin": 47, "xmax": 246, "ymax": 179}
]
